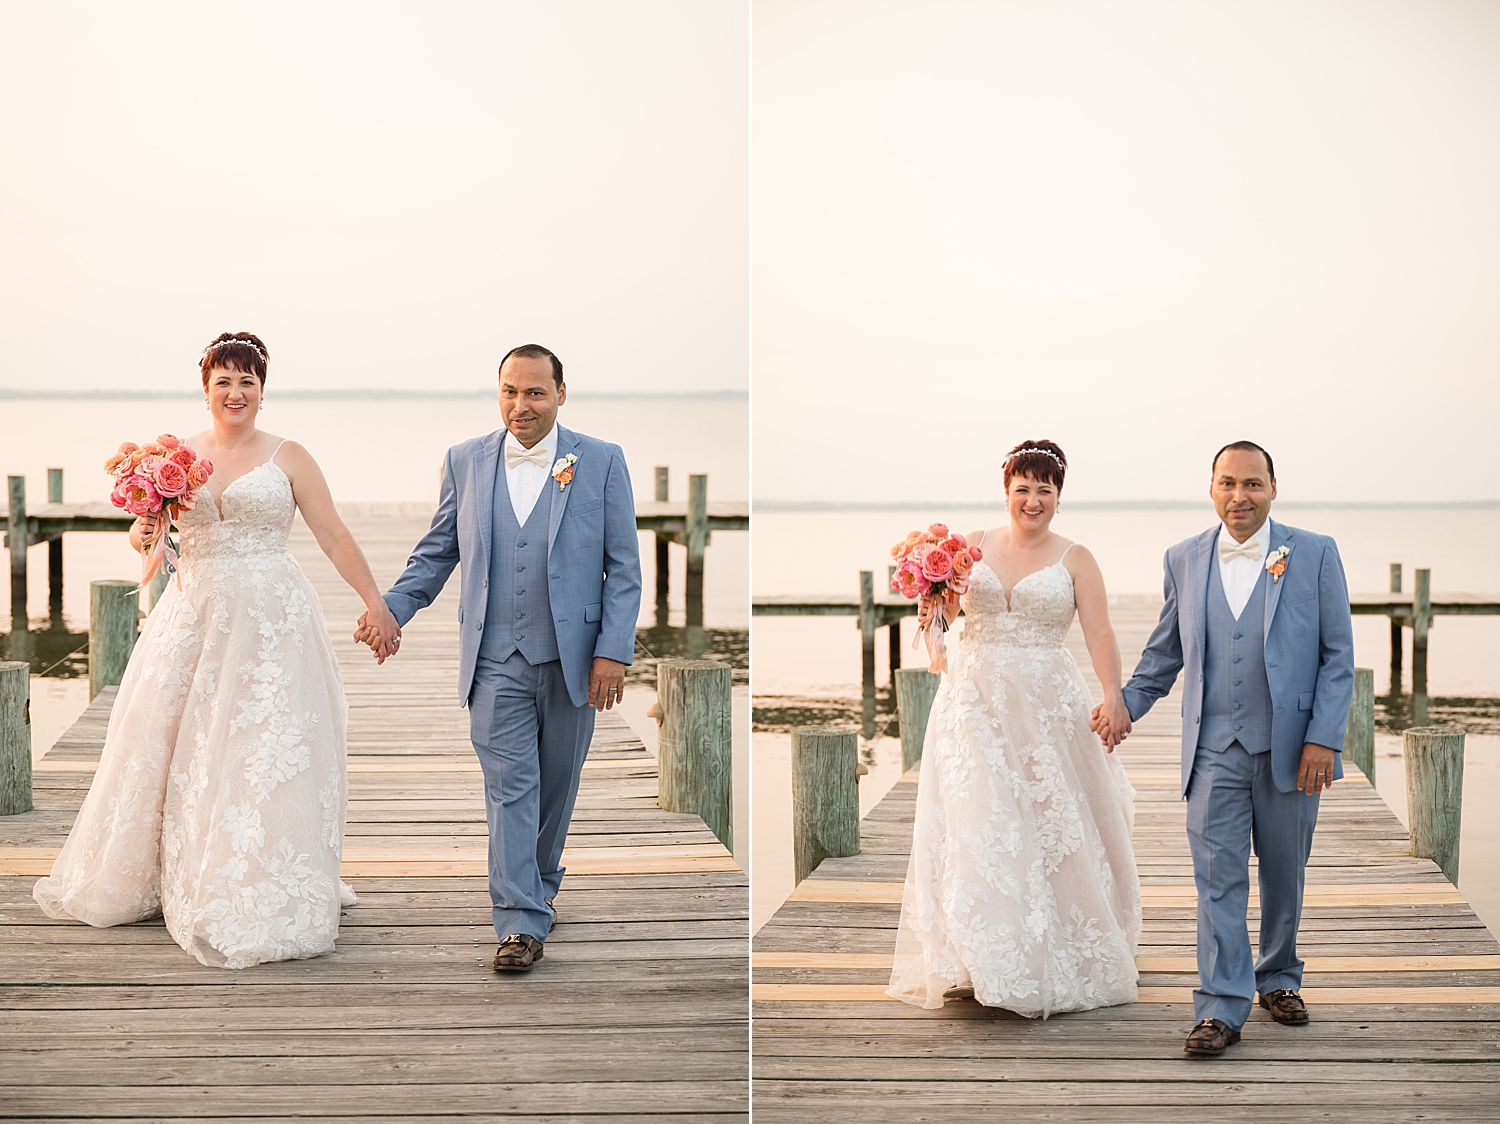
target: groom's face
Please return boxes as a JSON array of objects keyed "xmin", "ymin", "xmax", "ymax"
[
  {"xmin": 1211, "ymin": 448, "xmax": 1277, "ymax": 542},
  {"xmin": 499, "ymin": 356, "xmax": 565, "ymax": 448}
]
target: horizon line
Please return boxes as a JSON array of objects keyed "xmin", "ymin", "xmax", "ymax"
[
  {"xmin": 0, "ymin": 388, "xmax": 747, "ymax": 401},
  {"xmin": 755, "ymin": 499, "xmax": 1500, "ymax": 512}
]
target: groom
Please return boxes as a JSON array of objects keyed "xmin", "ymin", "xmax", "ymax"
[
  {"xmin": 359, "ymin": 344, "xmax": 642, "ymax": 971},
  {"xmin": 1095, "ymin": 441, "xmax": 1353, "ymax": 1057}
]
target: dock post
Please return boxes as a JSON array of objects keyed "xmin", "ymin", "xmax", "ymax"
[
  {"xmin": 654, "ymin": 659, "xmax": 733, "ymax": 851},
  {"xmin": 47, "ymin": 469, "xmax": 63, "ymax": 616},
  {"xmin": 858, "ymin": 571, "xmax": 876, "ymax": 739},
  {"xmin": 1412, "ymin": 568, "xmax": 1432, "ymax": 723},
  {"xmin": 1403, "ymin": 725, "xmax": 1464, "ymax": 884},
  {"xmin": 886, "ymin": 566, "xmax": 901, "ymax": 680},
  {"xmin": 894, "ymin": 667, "xmax": 940, "ymax": 772},
  {"xmin": 1389, "ymin": 563, "xmax": 1403, "ymax": 693},
  {"xmin": 791, "ymin": 726, "xmax": 860, "ymax": 883},
  {"xmin": 89, "ymin": 580, "xmax": 138, "ymax": 700},
  {"xmin": 684, "ymin": 474, "xmax": 707, "ymax": 627},
  {"xmin": 653, "ymin": 467, "xmax": 670, "ymax": 620},
  {"xmin": 7, "ymin": 477, "xmax": 27, "ymax": 654},
  {"xmin": 1343, "ymin": 667, "xmax": 1375, "ymax": 783},
  {"xmin": 0, "ymin": 661, "xmax": 31, "ymax": 816}
]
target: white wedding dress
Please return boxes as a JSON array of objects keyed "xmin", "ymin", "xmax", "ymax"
[
  {"xmin": 34, "ymin": 448, "xmax": 354, "ymax": 968},
  {"xmin": 887, "ymin": 553, "xmax": 1142, "ymax": 1015}
]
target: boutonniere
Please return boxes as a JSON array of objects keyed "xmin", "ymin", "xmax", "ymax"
[
  {"xmin": 551, "ymin": 453, "xmax": 578, "ymax": 492},
  {"xmin": 1265, "ymin": 545, "xmax": 1291, "ymax": 583}
]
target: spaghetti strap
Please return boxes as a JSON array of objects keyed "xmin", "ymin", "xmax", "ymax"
[
  {"xmin": 1057, "ymin": 542, "xmax": 1076, "ymax": 565},
  {"xmin": 267, "ymin": 438, "xmax": 288, "ymax": 465}
]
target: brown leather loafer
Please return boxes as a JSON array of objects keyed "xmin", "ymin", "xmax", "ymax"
[
  {"xmin": 1184, "ymin": 1018, "xmax": 1241, "ymax": 1057},
  {"xmin": 1259, "ymin": 988, "xmax": 1309, "ymax": 1025},
  {"xmin": 493, "ymin": 933, "xmax": 544, "ymax": 972}
]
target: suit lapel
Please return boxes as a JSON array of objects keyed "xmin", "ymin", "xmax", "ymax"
[
  {"xmin": 476, "ymin": 429, "xmax": 504, "ymax": 570},
  {"xmin": 1189, "ymin": 526, "xmax": 1216, "ymax": 660},
  {"xmin": 1263, "ymin": 519, "xmax": 1292, "ymax": 641},
  {"xmin": 547, "ymin": 426, "xmax": 580, "ymax": 553}
]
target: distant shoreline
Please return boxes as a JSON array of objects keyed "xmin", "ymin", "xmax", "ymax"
[
  {"xmin": 755, "ymin": 499, "xmax": 1500, "ymax": 512},
  {"xmin": 0, "ymin": 388, "xmax": 746, "ymax": 401}
]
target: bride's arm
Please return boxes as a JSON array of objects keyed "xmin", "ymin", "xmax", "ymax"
[
  {"xmin": 1069, "ymin": 545, "xmax": 1130, "ymax": 750},
  {"xmin": 276, "ymin": 442, "xmax": 401, "ymax": 645}
]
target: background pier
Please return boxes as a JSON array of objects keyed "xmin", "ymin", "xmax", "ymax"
[{"xmin": 0, "ymin": 509, "xmax": 748, "ymax": 1121}]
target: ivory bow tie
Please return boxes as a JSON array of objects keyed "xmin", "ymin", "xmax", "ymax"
[
  {"xmin": 1219, "ymin": 537, "xmax": 1261, "ymax": 563},
  {"xmin": 505, "ymin": 442, "xmax": 551, "ymax": 470}
]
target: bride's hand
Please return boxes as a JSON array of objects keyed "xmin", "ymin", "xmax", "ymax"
[
  {"xmin": 1095, "ymin": 697, "xmax": 1132, "ymax": 752},
  {"xmin": 357, "ymin": 606, "xmax": 402, "ymax": 663},
  {"xmin": 132, "ymin": 511, "xmax": 162, "ymax": 552}
]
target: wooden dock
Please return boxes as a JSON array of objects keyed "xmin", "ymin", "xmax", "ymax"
[
  {"xmin": 0, "ymin": 510, "xmax": 749, "ymax": 1120},
  {"xmin": 751, "ymin": 600, "xmax": 1500, "ymax": 1120}
]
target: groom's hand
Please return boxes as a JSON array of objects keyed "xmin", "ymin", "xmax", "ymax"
[
  {"xmin": 1297, "ymin": 742, "xmax": 1337, "ymax": 795},
  {"xmin": 589, "ymin": 658, "xmax": 626, "ymax": 711}
]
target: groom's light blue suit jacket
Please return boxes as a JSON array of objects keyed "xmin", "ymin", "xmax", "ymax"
[
  {"xmin": 1121, "ymin": 520, "xmax": 1355, "ymax": 796},
  {"xmin": 382, "ymin": 425, "xmax": 642, "ymax": 709}
]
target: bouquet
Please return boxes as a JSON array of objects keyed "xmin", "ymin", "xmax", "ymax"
[
  {"xmin": 106, "ymin": 434, "xmax": 214, "ymax": 587},
  {"xmin": 890, "ymin": 523, "xmax": 983, "ymax": 672}
]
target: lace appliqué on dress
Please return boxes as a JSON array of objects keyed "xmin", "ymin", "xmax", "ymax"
[
  {"xmin": 33, "ymin": 459, "xmax": 354, "ymax": 969},
  {"xmin": 887, "ymin": 559, "xmax": 1142, "ymax": 1016}
]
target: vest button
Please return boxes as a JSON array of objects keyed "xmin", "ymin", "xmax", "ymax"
[
  {"xmin": 516, "ymin": 565, "xmax": 524, "ymax": 572},
  {"xmin": 1233, "ymin": 680, "xmax": 1242, "ymax": 686},
  {"xmin": 517, "ymin": 540, "xmax": 527, "ymax": 548},
  {"xmin": 514, "ymin": 634, "xmax": 522, "ymax": 641},
  {"xmin": 476, "ymin": 622, "xmax": 483, "ymax": 630},
  {"xmin": 515, "ymin": 611, "xmax": 523, "ymax": 619},
  {"xmin": 1233, "ymin": 632, "xmax": 1242, "ymax": 640}
]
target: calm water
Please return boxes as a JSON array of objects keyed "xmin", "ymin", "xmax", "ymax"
[
  {"xmin": 3, "ymin": 395, "xmax": 748, "ymax": 848},
  {"xmin": 753, "ymin": 505, "xmax": 1500, "ymax": 932}
]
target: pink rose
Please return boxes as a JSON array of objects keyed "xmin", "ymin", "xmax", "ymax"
[
  {"xmin": 921, "ymin": 546, "xmax": 954, "ymax": 583},
  {"xmin": 157, "ymin": 433, "xmax": 181, "ymax": 450},
  {"xmin": 969, "ymin": 543, "xmax": 984, "ymax": 564},
  {"xmin": 170, "ymin": 447, "xmax": 195, "ymax": 469},
  {"xmin": 197, "ymin": 458, "xmax": 214, "ymax": 477},
  {"xmin": 138, "ymin": 454, "xmax": 165, "ymax": 477},
  {"xmin": 942, "ymin": 534, "xmax": 967, "ymax": 554},
  {"xmin": 153, "ymin": 459, "xmax": 190, "ymax": 497},
  {"xmin": 120, "ymin": 475, "xmax": 160, "ymax": 516},
  {"xmin": 928, "ymin": 523, "xmax": 949, "ymax": 539},
  {"xmin": 109, "ymin": 478, "xmax": 131, "ymax": 508},
  {"xmin": 892, "ymin": 557, "xmax": 930, "ymax": 598}
]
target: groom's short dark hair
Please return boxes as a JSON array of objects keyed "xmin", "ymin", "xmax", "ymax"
[
  {"xmin": 1212, "ymin": 441, "xmax": 1275, "ymax": 481},
  {"xmin": 499, "ymin": 344, "xmax": 564, "ymax": 388}
]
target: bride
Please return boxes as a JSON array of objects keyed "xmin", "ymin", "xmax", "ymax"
[
  {"xmin": 887, "ymin": 440, "xmax": 1142, "ymax": 1015},
  {"xmin": 33, "ymin": 332, "xmax": 402, "ymax": 969}
]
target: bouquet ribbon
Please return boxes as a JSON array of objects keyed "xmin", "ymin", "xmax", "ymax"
[{"xmin": 915, "ymin": 591, "xmax": 959, "ymax": 674}]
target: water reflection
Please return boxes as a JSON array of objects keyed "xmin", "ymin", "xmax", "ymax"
[
  {"xmin": 0, "ymin": 617, "xmax": 89, "ymax": 678},
  {"xmin": 630, "ymin": 625, "xmax": 747, "ymax": 689}
]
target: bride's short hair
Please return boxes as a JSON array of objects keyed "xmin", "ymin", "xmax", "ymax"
[
  {"xmin": 1003, "ymin": 439, "xmax": 1067, "ymax": 494},
  {"xmin": 200, "ymin": 332, "xmax": 268, "ymax": 389}
]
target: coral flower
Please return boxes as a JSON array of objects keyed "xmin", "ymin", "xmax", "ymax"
[
  {"xmin": 117, "ymin": 441, "xmax": 140, "ymax": 455},
  {"xmin": 186, "ymin": 462, "xmax": 210, "ymax": 489},
  {"xmin": 153, "ymin": 460, "xmax": 190, "ymax": 497},
  {"xmin": 921, "ymin": 546, "xmax": 954, "ymax": 583},
  {"xmin": 104, "ymin": 453, "xmax": 127, "ymax": 474},
  {"xmin": 157, "ymin": 433, "xmax": 181, "ymax": 450},
  {"xmin": 928, "ymin": 523, "xmax": 949, "ymax": 539},
  {"xmin": 170, "ymin": 447, "xmax": 196, "ymax": 470},
  {"xmin": 197, "ymin": 458, "xmax": 214, "ymax": 477},
  {"xmin": 120, "ymin": 475, "xmax": 160, "ymax": 516}
]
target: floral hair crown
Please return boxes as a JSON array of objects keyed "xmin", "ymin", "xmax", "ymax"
[
  {"xmin": 1005, "ymin": 446, "xmax": 1064, "ymax": 468},
  {"xmin": 206, "ymin": 337, "xmax": 264, "ymax": 358}
]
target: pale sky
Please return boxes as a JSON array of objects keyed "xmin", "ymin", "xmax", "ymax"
[
  {"xmin": 754, "ymin": 0, "xmax": 1500, "ymax": 503},
  {"xmin": 0, "ymin": 1, "xmax": 748, "ymax": 395}
]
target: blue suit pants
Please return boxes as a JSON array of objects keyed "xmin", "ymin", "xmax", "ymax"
[
  {"xmin": 469, "ymin": 652, "xmax": 595, "ymax": 942},
  {"xmin": 1185, "ymin": 740, "xmax": 1320, "ymax": 1027}
]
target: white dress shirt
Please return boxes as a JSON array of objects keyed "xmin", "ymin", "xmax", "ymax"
[
  {"xmin": 1216, "ymin": 518, "xmax": 1273, "ymax": 620},
  {"xmin": 504, "ymin": 424, "xmax": 558, "ymax": 525}
]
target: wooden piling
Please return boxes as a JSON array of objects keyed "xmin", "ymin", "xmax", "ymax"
[
  {"xmin": 7, "ymin": 476, "xmax": 26, "ymax": 626},
  {"xmin": 791, "ymin": 725, "xmax": 860, "ymax": 884},
  {"xmin": 886, "ymin": 567, "xmax": 902, "ymax": 679},
  {"xmin": 0, "ymin": 661, "xmax": 31, "ymax": 816},
  {"xmin": 653, "ymin": 466, "xmax": 670, "ymax": 608},
  {"xmin": 655, "ymin": 658, "xmax": 733, "ymax": 850},
  {"xmin": 88, "ymin": 580, "xmax": 138, "ymax": 701},
  {"xmin": 46, "ymin": 469, "xmax": 63, "ymax": 613},
  {"xmin": 1404, "ymin": 725, "xmax": 1465, "ymax": 884},
  {"xmin": 684, "ymin": 474, "xmax": 707, "ymax": 627},
  {"xmin": 1412, "ymin": 568, "xmax": 1432, "ymax": 698},
  {"xmin": 1389, "ymin": 563, "xmax": 1403, "ymax": 692},
  {"xmin": 894, "ymin": 667, "xmax": 940, "ymax": 772},
  {"xmin": 1343, "ymin": 667, "xmax": 1375, "ymax": 783},
  {"xmin": 858, "ymin": 571, "xmax": 876, "ymax": 739}
]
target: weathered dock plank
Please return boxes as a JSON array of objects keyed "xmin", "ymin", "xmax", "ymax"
[
  {"xmin": 751, "ymin": 602, "xmax": 1500, "ymax": 1118},
  {"xmin": 0, "ymin": 511, "xmax": 748, "ymax": 1120}
]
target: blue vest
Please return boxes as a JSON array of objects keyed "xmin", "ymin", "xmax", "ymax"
[
  {"xmin": 1199, "ymin": 557, "xmax": 1274, "ymax": 755},
  {"xmin": 481, "ymin": 469, "xmax": 560, "ymax": 666}
]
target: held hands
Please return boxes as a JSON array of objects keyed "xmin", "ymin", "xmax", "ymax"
[
  {"xmin": 1297, "ymin": 742, "xmax": 1337, "ymax": 795},
  {"xmin": 588, "ymin": 657, "xmax": 627, "ymax": 711},
  {"xmin": 353, "ymin": 605, "xmax": 402, "ymax": 664},
  {"xmin": 1089, "ymin": 697, "xmax": 1133, "ymax": 752}
]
